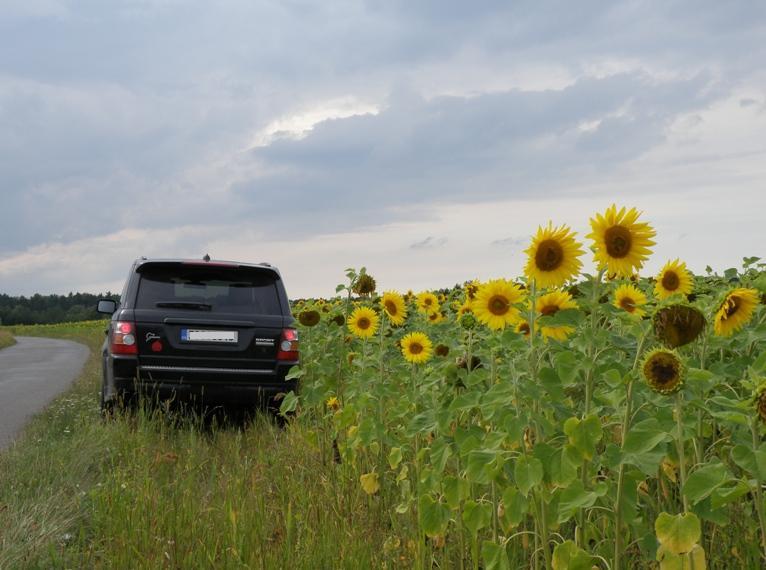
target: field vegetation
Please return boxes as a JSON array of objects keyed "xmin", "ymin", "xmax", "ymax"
[
  {"xmin": 1, "ymin": 205, "xmax": 765, "ymax": 569},
  {"xmin": 0, "ymin": 329, "xmax": 15, "ymax": 350}
]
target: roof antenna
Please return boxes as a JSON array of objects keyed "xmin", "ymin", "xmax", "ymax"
[{"xmin": 203, "ymin": 253, "xmax": 211, "ymax": 262}]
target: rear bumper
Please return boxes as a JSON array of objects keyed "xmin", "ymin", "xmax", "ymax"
[{"xmin": 110, "ymin": 355, "xmax": 298, "ymax": 404}]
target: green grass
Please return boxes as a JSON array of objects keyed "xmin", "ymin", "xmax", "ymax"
[
  {"xmin": 0, "ymin": 329, "xmax": 16, "ymax": 350},
  {"xmin": 0, "ymin": 323, "xmax": 406, "ymax": 569}
]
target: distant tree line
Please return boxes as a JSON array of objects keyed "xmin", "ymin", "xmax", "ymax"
[{"xmin": 0, "ymin": 292, "xmax": 120, "ymax": 325}]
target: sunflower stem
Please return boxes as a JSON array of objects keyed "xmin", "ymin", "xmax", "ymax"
[
  {"xmin": 675, "ymin": 391, "xmax": 690, "ymax": 513},
  {"xmin": 576, "ymin": 269, "xmax": 604, "ymax": 547},
  {"xmin": 614, "ymin": 331, "xmax": 647, "ymax": 570}
]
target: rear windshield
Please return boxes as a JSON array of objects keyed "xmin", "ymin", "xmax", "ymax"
[{"xmin": 135, "ymin": 265, "xmax": 283, "ymax": 315}]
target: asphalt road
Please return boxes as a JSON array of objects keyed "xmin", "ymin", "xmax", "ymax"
[{"xmin": 0, "ymin": 336, "xmax": 90, "ymax": 450}]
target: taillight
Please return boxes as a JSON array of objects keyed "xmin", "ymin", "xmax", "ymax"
[
  {"xmin": 277, "ymin": 328, "xmax": 299, "ymax": 361},
  {"xmin": 111, "ymin": 321, "xmax": 138, "ymax": 355}
]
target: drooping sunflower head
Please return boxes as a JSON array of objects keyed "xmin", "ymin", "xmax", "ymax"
[
  {"xmin": 298, "ymin": 309, "xmax": 321, "ymax": 327},
  {"xmin": 347, "ymin": 306, "xmax": 380, "ymax": 339},
  {"xmin": 524, "ymin": 222, "xmax": 584, "ymax": 289},
  {"xmin": 401, "ymin": 331, "xmax": 433, "ymax": 364},
  {"xmin": 416, "ymin": 291, "xmax": 440, "ymax": 315},
  {"xmin": 381, "ymin": 291, "xmax": 407, "ymax": 326},
  {"xmin": 613, "ymin": 283, "xmax": 648, "ymax": 317},
  {"xmin": 655, "ymin": 259, "xmax": 693, "ymax": 300},
  {"xmin": 472, "ymin": 279, "xmax": 526, "ymax": 331},
  {"xmin": 536, "ymin": 290, "xmax": 579, "ymax": 342},
  {"xmin": 653, "ymin": 304, "xmax": 706, "ymax": 348},
  {"xmin": 352, "ymin": 273, "xmax": 377, "ymax": 296},
  {"xmin": 642, "ymin": 348, "xmax": 685, "ymax": 395},
  {"xmin": 587, "ymin": 204, "xmax": 656, "ymax": 277},
  {"xmin": 714, "ymin": 288, "xmax": 760, "ymax": 337}
]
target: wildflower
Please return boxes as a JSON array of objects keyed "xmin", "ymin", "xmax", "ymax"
[
  {"xmin": 347, "ymin": 307, "xmax": 379, "ymax": 339},
  {"xmin": 587, "ymin": 205, "xmax": 656, "ymax": 277},
  {"xmin": 713, "ymin": 288, "xmax": 759, "ymax": 337},
  {"xmin": 613, "ymin": 283, "xmax": 647, "ymax": 317},
  {"xmin": 472, "ymin": 279, "xmax": 525, "ymax": 331},
  {"xmin": 524, "ymin": 222, "xmax": 584, "ymax": 289},
  {"xmin": 655, "ymin": 259, "xmax": 693, "ymax": 299},
  {"xmin": 400, "ymin": 332, "xmax": 433, "ymax": 364}
]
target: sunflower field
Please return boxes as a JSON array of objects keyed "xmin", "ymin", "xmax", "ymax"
[{"xmin": 286, "ymin": 205, "xmax": 766, "ymax": 570}]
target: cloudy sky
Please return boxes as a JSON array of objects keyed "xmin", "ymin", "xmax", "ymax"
[{"xmin": 1, "ymin": 1, "xmax": 765, "ymax": 298}]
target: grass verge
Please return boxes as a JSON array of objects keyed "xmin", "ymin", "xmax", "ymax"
[
  {"xmin": 0, "ymin": 329, "xmax": 16, "ymax": 350},
  {"xmin": 0, "ymin": 322, "xmax": 405, "ymax": 569}
]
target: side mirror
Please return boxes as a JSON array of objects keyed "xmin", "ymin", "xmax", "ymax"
[{"xmin": 97, "ymin": 299, "xmax": 118, "ymax": 314}]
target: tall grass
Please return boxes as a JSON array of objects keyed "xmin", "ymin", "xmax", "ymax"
[
  {"xmin": 0, "ymin": 329, "xmax": 15, "ymax": 350},
  {"xmin": 0, "ymin": 323, "xmax": 405, "ymax": 569}
]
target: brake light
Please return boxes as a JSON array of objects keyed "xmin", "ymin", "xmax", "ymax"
[
  {"xmin": 111, "ymin": 321, "xmax": 138, "ymax": 355},
  {"xmin": 277, "ymin": 328, "xmax": 299, "ymax": 361}
]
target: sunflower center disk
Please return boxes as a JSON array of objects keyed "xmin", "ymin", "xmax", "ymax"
[
  {"xmin": 384, "ymin": 301, "xmax": 397, "ymax": 315},
  {"xmin": 724, "ymin": 296, "xmax": 741, "ymax": 318},
  {"xmin": 357, "ymin": 318, "xmax": 370, "ymax": 330},
  {"xmin": 540, "ymin": 304, "xmax": 559, "ymax": 317},
  {"xmin": 409, "ymin": 343, "xmax": 423, "ymax": 355},
  {"xmin": 620, "ymin": 298, "xmax": 636, "ymax": 312},
  {"xmin": 662, "ymin": 271, "xmax": 680, "ymax": 291},
  {"xmin": 488, "ymin": 295, "xmax": 510, "ymax": 316},
  {"xmin": 650, "ymin": 361, "xmax": 678, "ymax": 386},
  {"xmin": 604, "ymin": 225, "xmax": 633, "ymax": 258},
  {"xmin": 535, "ymin": 240, "xmax": 564, "ymax": 271}
]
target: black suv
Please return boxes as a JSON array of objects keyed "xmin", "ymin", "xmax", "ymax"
[{"xmin": 97, "ymin": 257, "xmax": 299, "ymax": 411}]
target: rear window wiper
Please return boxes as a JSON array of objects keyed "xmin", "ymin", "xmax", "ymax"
[{"xmin": 155, "ymin": 301, "xmax": 213, "ymax": 311}]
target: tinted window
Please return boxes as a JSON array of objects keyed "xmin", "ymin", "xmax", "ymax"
[{"xmin": 136, "ymin": 265, "xmax": 283, "ymax": 315}]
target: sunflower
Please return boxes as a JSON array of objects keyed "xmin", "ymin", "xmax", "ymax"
[
  {"xmin": 434, "ymin": 344, "xmax": 450, "ymax": 357},
  {"xmin": 326, "ymin": 396, "xmax": 341, "ymax": 411},
  {"xmin": 524, "ymin": 222, "xmax": 584, "ymax": 289},
  {"xmin": 613, "ymin": 284, "xmax": 647, "ymax": 317},
  {"xmin": 401, "ymin": 332, "xmax": 433, "ymax": 364},
  {"xmin": 653, "ymin": 304, "xmax": 706, "ymax": 348},
  {"xmin": 457, "ymin": 301, "xmax": 473, "ymax": 318},
  {"xmin": 655, "ymin": 259, "xmax": 693, "ymax": 300},
  {"xmin": 587, "ymin": 205, "xmax": 656, "ymax": 277},
  {"xmin": 298, "ymin": 309, "xmax": 321, "ymax": 327},
  {"xmin": 428, "ymin": 311, "xmax": 447, "ymax": 324},
  {"xmin": 472, "ymin": 279, "xmax": 526, "ymax": 330},
  {"xmin": 347, "ymin": 307, "xmax": 379, "ymax": 339},
  {"xmin": 465, "ymin": 280, "xmax": 480, "ymax": 301},
  {"xmin": 515, "ymin": 320, "xmax": 531, "ymax": 337},
  {"xmin": 352, "ymin": 273, "xmax": 376, "ymax": 296},
  {"xmin": 536, "ymin": 290, "xmax": 578, "ymax": 341},
  {"xmin": 714, "ymin": 288, "xmax": 760, "ymax": 337},
  {"xmin": 416, "ymin": 292, "xmax": 440, "ymax": 315},
  {"xmin": 642, "ymin": 348, "xmax": 685, "ymax": 395},
  {"xmin": 381, "ymin": 291, "xmax": 407, "ymax": 326}
]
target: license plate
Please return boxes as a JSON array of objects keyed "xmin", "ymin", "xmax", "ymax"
[{"xmin": 181, "ymin": 329, "xmax": 238, "ymax": 343}]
